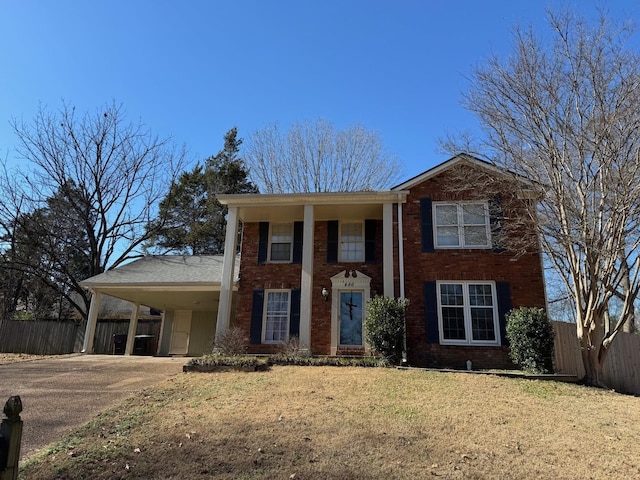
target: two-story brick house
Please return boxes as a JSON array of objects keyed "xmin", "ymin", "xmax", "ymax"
[
  {"xmin": 214, "ymin": 153, "xmax": 547, "ymax": 369},
  {"xmin": 79, "ymin": 153, "xmax": 545, "ymax": 367}
]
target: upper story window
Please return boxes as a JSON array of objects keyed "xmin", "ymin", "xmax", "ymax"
[
  {"xmin": 438, "ymin": 281, "xmax": 499, "ymax": 346},
  {"xmin": 340, "ymin": 222, "xmax": 364, "ymax": 262},
  {"xmin": 434, "ymin": 202, "xmax": 490, "ymax": 248},
  {"xmin": 269, "ymin": 223, "xmax": 293, "ymax": 262}
]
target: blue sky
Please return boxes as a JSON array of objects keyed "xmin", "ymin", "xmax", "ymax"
[{"xmin": 1, "ymin": 0, "xmax": 639, "ymax": 182}]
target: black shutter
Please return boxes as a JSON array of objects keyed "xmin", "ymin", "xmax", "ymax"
[
  {"xmin": 258, "ymin": 222, "xmax": 269, "ymax": 264},
  {"xmin": 292, "ymin": 221, "xmax": 304, "ymax": 264},
  {"xmin": 289, "ymin": 289, "xmax": 301, "ymax": 337},
  {"xmin": 424, "ymin": 281, "xmax": 439, "ymax": 343},
  {"xmin": 250, "ymin": 289, "xmax": 265, "ymax": 344},
  {"xmin": 496, "ymin": 282, "xmax": 512, "ymax": 346},
  {"xmin": 489, "ymin": 196, "xmax": 506, "ymax": 253},
  {"xmin": 420, "ymin": 198, "xmax": 435, "ymax": 253},
  {"xmin": 365, "ymin": 219, "xmax": 376, "ymax": 263},
  {"xmin": 327, "ymin": 220, "xmax": 339, "ymax": 263}
]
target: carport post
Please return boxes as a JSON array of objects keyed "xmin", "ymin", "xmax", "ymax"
[
  {"xmin": 82, "ymin": 291, "xmax": 102, "ymax": 354},
  {"xmin": 124, "ymin": 302, "xmax": 140, "ymax": 355}
]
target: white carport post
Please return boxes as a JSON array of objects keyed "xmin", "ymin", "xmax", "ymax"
[
  {"xmin": 124, "ymin": 302, "xmax": 140, "ymax": 355},
  {"xmin": 383, "ymin": 202, "xmax": 394, "ymax": 297},
  {"xmin": 216, "ymin": 206, "xmax": 239, "ymax": 338},
  {"xmin": 299, "ymin": 204, "xmax": 314, "ymax": 352},
  {"xmin": 82, "ymin": 291, "xmax": 102, "ymax": 353}
]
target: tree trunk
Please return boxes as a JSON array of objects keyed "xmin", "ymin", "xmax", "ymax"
[
  {"xmin": 578, "ymin": 326, "xmax": 609, "ymax": 388},
  {"xmin": 622, "ymin": 306, "xmax": 636, "ymax": 333}
]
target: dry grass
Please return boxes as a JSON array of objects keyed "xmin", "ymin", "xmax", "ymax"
[{"xmin": 19, "ymin": 366, "xmax": 640, "ymax": 480}]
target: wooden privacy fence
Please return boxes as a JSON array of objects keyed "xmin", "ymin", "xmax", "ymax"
[
  {"xmin": 0, "ymin": 319, "xmax": 161, "ymax": 355},
  {"xmin": 0, "ymin": 320, "xmax": 82, "ymax": 355},
  {"xmin": 553, "ymin": 321, "xmax": 640, "ymax": 395}
]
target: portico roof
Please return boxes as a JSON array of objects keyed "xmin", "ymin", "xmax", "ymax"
[{"xmin": 217, "ymin": 190, "xmax": 408, "ymax": 222}]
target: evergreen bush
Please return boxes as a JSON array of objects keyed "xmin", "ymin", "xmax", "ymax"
[
  {"xmin": 506, "ymin": 307, "xmax": 555, "ymax": 374},
  {"xmin": 364, "ymin": 296, "xmax": 409, "ymax": 365}
]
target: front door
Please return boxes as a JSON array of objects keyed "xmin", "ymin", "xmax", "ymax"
[
  {"xmin": 169, "ymin": 310, "xmax": 192, "ymax": 355},
  {"xmin": 339, "ymin": 290, "xmax": 363, "ymax": 346}
]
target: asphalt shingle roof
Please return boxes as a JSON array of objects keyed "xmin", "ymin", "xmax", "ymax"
[{"xmin": 80, "ymin": 255, "xmax": 239, "ymax": 287}]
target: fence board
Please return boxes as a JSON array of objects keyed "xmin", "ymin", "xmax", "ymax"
[
  {"xmin": 0, "ymin": 320, "xmax": 80, "ymax": 354},
  {"xmin": 553, "ymin": 321, "xmax": 640, "ymax": 395},
  {"xmin": 0, "ymin": 319, "xmax": 161, "ymax": 355}
]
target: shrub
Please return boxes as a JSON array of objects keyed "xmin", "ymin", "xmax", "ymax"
[
  {"xmin": 506, "ymin": 307, "xmax": 555, "ymax": 374},
  {"xmin": 275, "ymin": 336, "xmax": 305, "ymax": 360},
  {"xmin": 268, "ymin": 355, "xmax": 388, "ymax": 367},
  {"xmin": 210, "ymin": 327, "xmax": 248, "ymax": 356},
  {"xmin": 364, "ymin": 296, "xmax": 409, "ymax": 365}
]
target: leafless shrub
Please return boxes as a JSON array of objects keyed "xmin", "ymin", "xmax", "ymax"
[
  {"xmin": 211, "ymin": 327, "xmax": 248, "ymax": 356},
  {"xmin": 276, "ymin": 336, "xmax": 303, "ymax": 359}
]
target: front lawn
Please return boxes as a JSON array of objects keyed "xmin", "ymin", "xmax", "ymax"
[{"xmin": 20, "ymin": 366, "xmax": 640, "ymax": 479}]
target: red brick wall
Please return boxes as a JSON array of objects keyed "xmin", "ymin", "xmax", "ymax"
[
  {"xmin": 236, "ymin": 220, "xmax": 385, "ymax": 355},
  {"xmin": 310, "ymin": 220, "xmax": 384, "ymax": 355},
  {"xmin": 401, "ymin": 167, "xmax": 547, "ymax": 368},
  {"xmin": 235, "ymin": 222, "xmax": 302, "ymax": 354},
  {"xmin": 232, "ymin": 164, "xmax": 547, "ymax": 367}
]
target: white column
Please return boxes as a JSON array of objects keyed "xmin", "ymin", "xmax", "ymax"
[
  {"xmin": 81, "ymin": 291, "xmax": 102, "ymax": 353},
  {"xmin": 124, "ymin": 302, "xmax": 140, "ymax": 355},
  {"xmin": 216, "ymin": 206, "xmax": 239, "ymax": 338},
  {"xmin": 299, "ymin": 204, "xmax": 314, "ymax": 352},
  {"xmin": 383, "ymin": 202, "xmax": 394, "ymax": 297}
]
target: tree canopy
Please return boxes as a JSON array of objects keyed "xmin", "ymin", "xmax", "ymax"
[
  {"xmin": 145, "ymin": 127, "xmax": 258, "ymax": 255},
  {"xmin": 244, "ymin": 118, "xmax": 402, "ymax": 193},
  {"xmin": 449, "ymin": 11, "xmax": 640, "ymax": 386},
  {"xmin": 0, "ymin": 102, "xmax": 184, "ymax": 319}
]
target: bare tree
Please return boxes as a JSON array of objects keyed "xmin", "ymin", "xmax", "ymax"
[
  {"xmin": 444, "ymin": 12, "xmax": 640, "ymax": 386},
  {"xmin": 244, "ymin": 118, "xmax": 402, "ymax": 193},
  {"xmin": 0, "ymin": 102, "xmax": 185, "ymax": 319}
]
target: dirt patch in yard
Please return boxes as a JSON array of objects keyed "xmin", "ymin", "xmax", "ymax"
[
  {"xmin": 19, "ymin": 366, "xmax": 640, "ymax": 480},
  {"xmin": 0, "ymin": 353, "xmax": 61, "ymax": 365}
]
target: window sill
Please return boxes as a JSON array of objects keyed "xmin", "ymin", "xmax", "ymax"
[
  {"xmin": 434, "ymin": 246, "xmax": 492, "ymax": 250},
  {"xmin": 439, "ymin": 341, "xmax": 501, "ymax": 347}
]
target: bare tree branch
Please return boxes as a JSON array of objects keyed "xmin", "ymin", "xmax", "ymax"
[
  {"xmin": 0, "ymin": 101, "xmax": 185, "ymax": 319},
  {"xmin": 443, "ymin": 11, "xmax": 640, "ymax": 386},
  {"xmin": 244, "ymin": 118, "xmax": 403, "ymax": 193}
]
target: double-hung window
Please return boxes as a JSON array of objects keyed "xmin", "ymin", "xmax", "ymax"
[
  {"xmin": 434, "ymin": 202, "xmax": 490, "ymax": 248},
  {"xmin": 269, "ymin": 223, "xmax": 293, "ymax": 262},
  {"xmin": 263, "ymin": 290, "xmax": 290, "ymax": 343},
  {"xmin": 340, "ymin": 222, "xmax": 364, "ymax": 262},
  {"xmin": 438, "ymin": 282, "xmax": 499, "ymax": 345}
]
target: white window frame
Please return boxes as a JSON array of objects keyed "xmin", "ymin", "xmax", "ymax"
[
  {"xmin": 268, "ymin": 223, "xmax": 294, "ymax": 262},
  {"xmin": 262, "ymin": 289, "xmax": 291, "ymax": 344},
  {"xmin": 339, "ymin": 221, "xmax": 364, "ymax": 262},
  {"xmin": 433, "ymin": 202, "xmax": 491, "ymax": 249},
  {"xmin": 436, "ymin": 281, "xmax": 500, "ymax": 346}
]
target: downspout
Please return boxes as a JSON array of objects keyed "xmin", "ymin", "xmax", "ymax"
[
  {"xmin": 398, "ymin": 201, "xmax": 408, "ymax": 365},
  {"xmin": 398, "ymin": 201, "xmax": 405, "ymax": 299}
]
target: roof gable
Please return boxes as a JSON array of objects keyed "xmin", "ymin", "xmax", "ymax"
[{"xmin": 391, "ymin": 153, "xmax": 530, "ymax": 191}]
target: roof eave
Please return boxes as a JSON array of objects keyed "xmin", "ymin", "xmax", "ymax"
[{"xmin": 216, "ymin": 190, "xmax": 408, "ymax": 207}]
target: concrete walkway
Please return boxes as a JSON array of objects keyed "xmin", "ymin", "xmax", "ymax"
[{"xmin": 0, "ymin": 354, "xmax": 185, "ymax": 459}]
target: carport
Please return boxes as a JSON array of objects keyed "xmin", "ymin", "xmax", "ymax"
[{"xmin": 80, "ymin": 255, "xmax": 238, "ymax": 356}]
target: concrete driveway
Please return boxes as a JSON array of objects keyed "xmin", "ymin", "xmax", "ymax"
[{"xmin": 0, "ymin": 354, "xmax": 186, "ymax": 459}]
